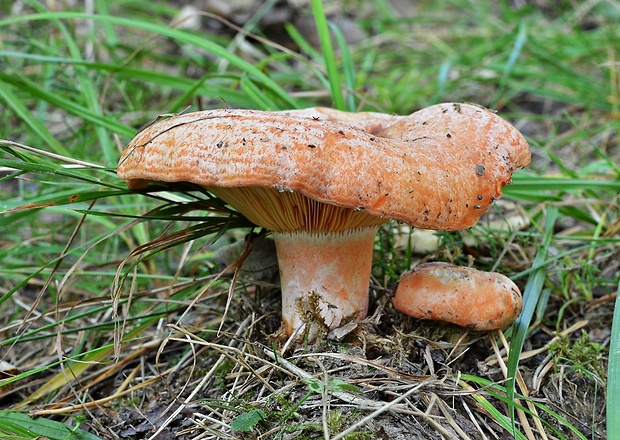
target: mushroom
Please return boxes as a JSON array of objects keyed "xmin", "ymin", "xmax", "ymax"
[
  {"xmin": 392, "ymin": 262, "xmax": 522, "ymax": 330},
  {"xmin": 116, "ymin": 103, "xmax": 530, "ymax": 336}
]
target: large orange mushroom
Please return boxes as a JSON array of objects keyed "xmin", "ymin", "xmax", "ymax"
[{"xmin": 117, "ymin": 103, "xmax": 530, "ymax": 336}]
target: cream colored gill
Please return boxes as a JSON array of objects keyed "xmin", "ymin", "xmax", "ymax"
[{"xmin": 208, "ymin": 186, "xmax": 388, "ymax": 233}]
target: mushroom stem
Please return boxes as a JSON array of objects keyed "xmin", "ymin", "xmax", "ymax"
[{"xmin": 273, "ymin": 227, "xmax": 379, "ymax": 335}]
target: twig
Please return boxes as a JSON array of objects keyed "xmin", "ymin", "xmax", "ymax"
[
  {"xmin": 329, "ymin": 382, "xmax": 439, "ymax": 440},
  {"xmin": 146, "ymin": 316, "xmax": 252, "ymax": 439},
  {"xmin": 262, "ymin": 346, "xmax": 453, "ymax": 439},
  {"xmin": 492, "ymin": 331, "xmax": 548, "ymax": 440},
  {"xmin": 484, "ymin": 320, "xmax": 589, "ymax": 365},
  {"xmin": 264, "ymin": 347, "xmax": 410, "ymax": 411}
]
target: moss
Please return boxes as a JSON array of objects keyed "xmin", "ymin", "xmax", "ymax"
[{"xmin": 549, "ymin": 330, "xmax": 606, "ymax": 381}]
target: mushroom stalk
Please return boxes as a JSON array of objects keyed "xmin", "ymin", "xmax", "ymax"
[{"xmin": 274, "ymin": 227, "xmax": 378, "ymax": 335}]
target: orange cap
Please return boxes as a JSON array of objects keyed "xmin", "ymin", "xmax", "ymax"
[
  {"xmin": 393, "ymin": 262, "xmax": 523, "ymax": 330},
  {"xmin": 117, "ymin": 103, "xmax": 530, "ymax": 232}
]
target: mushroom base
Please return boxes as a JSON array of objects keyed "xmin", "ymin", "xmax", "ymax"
[{"xmin": 273, "ymin": 227, "xmax": 379, "ymax": 336}]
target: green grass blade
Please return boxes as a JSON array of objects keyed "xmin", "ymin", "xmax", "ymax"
[
  {"xmin": 329, "ymin": 22, "xmax": 356, "ymax": 112},
  {"xmin": 518, "ymin": 38, "xmax": 611, "ymax": 109},
  {"xmin": 0, "ymin": 51, "xmax": 257, "ymax": 108},
  {"xmin": 311, "ymin": 0, "xmax": 345, "ymax": 110},
  {"xmin": 493, "ymin": 21, "xmax": 527, "ymax": 107},
  {"xmin": 509, "ymin": 175, "xmax": 620, "ymax": 192},
  {"xmin": 20, "ymin": 321, "xmax": 154, "ymax": 405},
  {"xmin": 607, "ymin": 279, "xmax": 620, "ymax": 440},
  {"xmin": 23, "ymin": 0, "xmax": 116, "ymax": 163},
  {"xmin": 506, "ymin": 206, "xmax": 559, "ymax": 433},
  {"xmin": 468, "ymin": 394, "xmax": 529, "ymax": 440},
  {"xmin": 0, "ymin": 411, "xmax": 101, "ymax": 440},
  {"xmin": 0, "ymin": 187, "xmax": 127, "ymax": 213},
  {"xmin": 0, "ymin": 71, "xmax": 134, "ymax": 138},
  {"xmin": 432, "ymin": 60, "xmax": 452, "ymax": 104},
  {"xmin": 240, "ymin": 75, "xmax": 280, "ymax": 110},
  {"xmin": 284, "ymin": 23, "xmax": 322, "ymax": 60},
  {"xmin": 462, "ymin": 374, "xmax": 588, "ymax": 439},
  {"xmin": 94, "ymin": 0, "xmax": 120, "ymax": 47},
  {"xmin": 0, "ymin": 159, "xmax": 119, "ymax": 190},
  {"xmin": 0, "ymin": 12, "xmax": 298, "ymax": 110},
  {"xmin": 0, "ymin": 82, "xmax": 69, "ymax": 155}
]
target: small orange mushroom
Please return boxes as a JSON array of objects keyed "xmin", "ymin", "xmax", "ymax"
[
  {"xmin": 117, "ymin": 103, "xmax": 530, "ymax": 337},
  {"xmin": 392, "ymin": 262, "xmax": 523, "ymax": 330}
]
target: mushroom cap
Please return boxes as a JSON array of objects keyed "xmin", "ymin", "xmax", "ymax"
[
  {"xmin": 392, "ymin": 262, "xmax": 523, "ymax": 330},
  {"xmin": 117, "ymin": 103, "xmax": 530, "ymax": 231}
]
